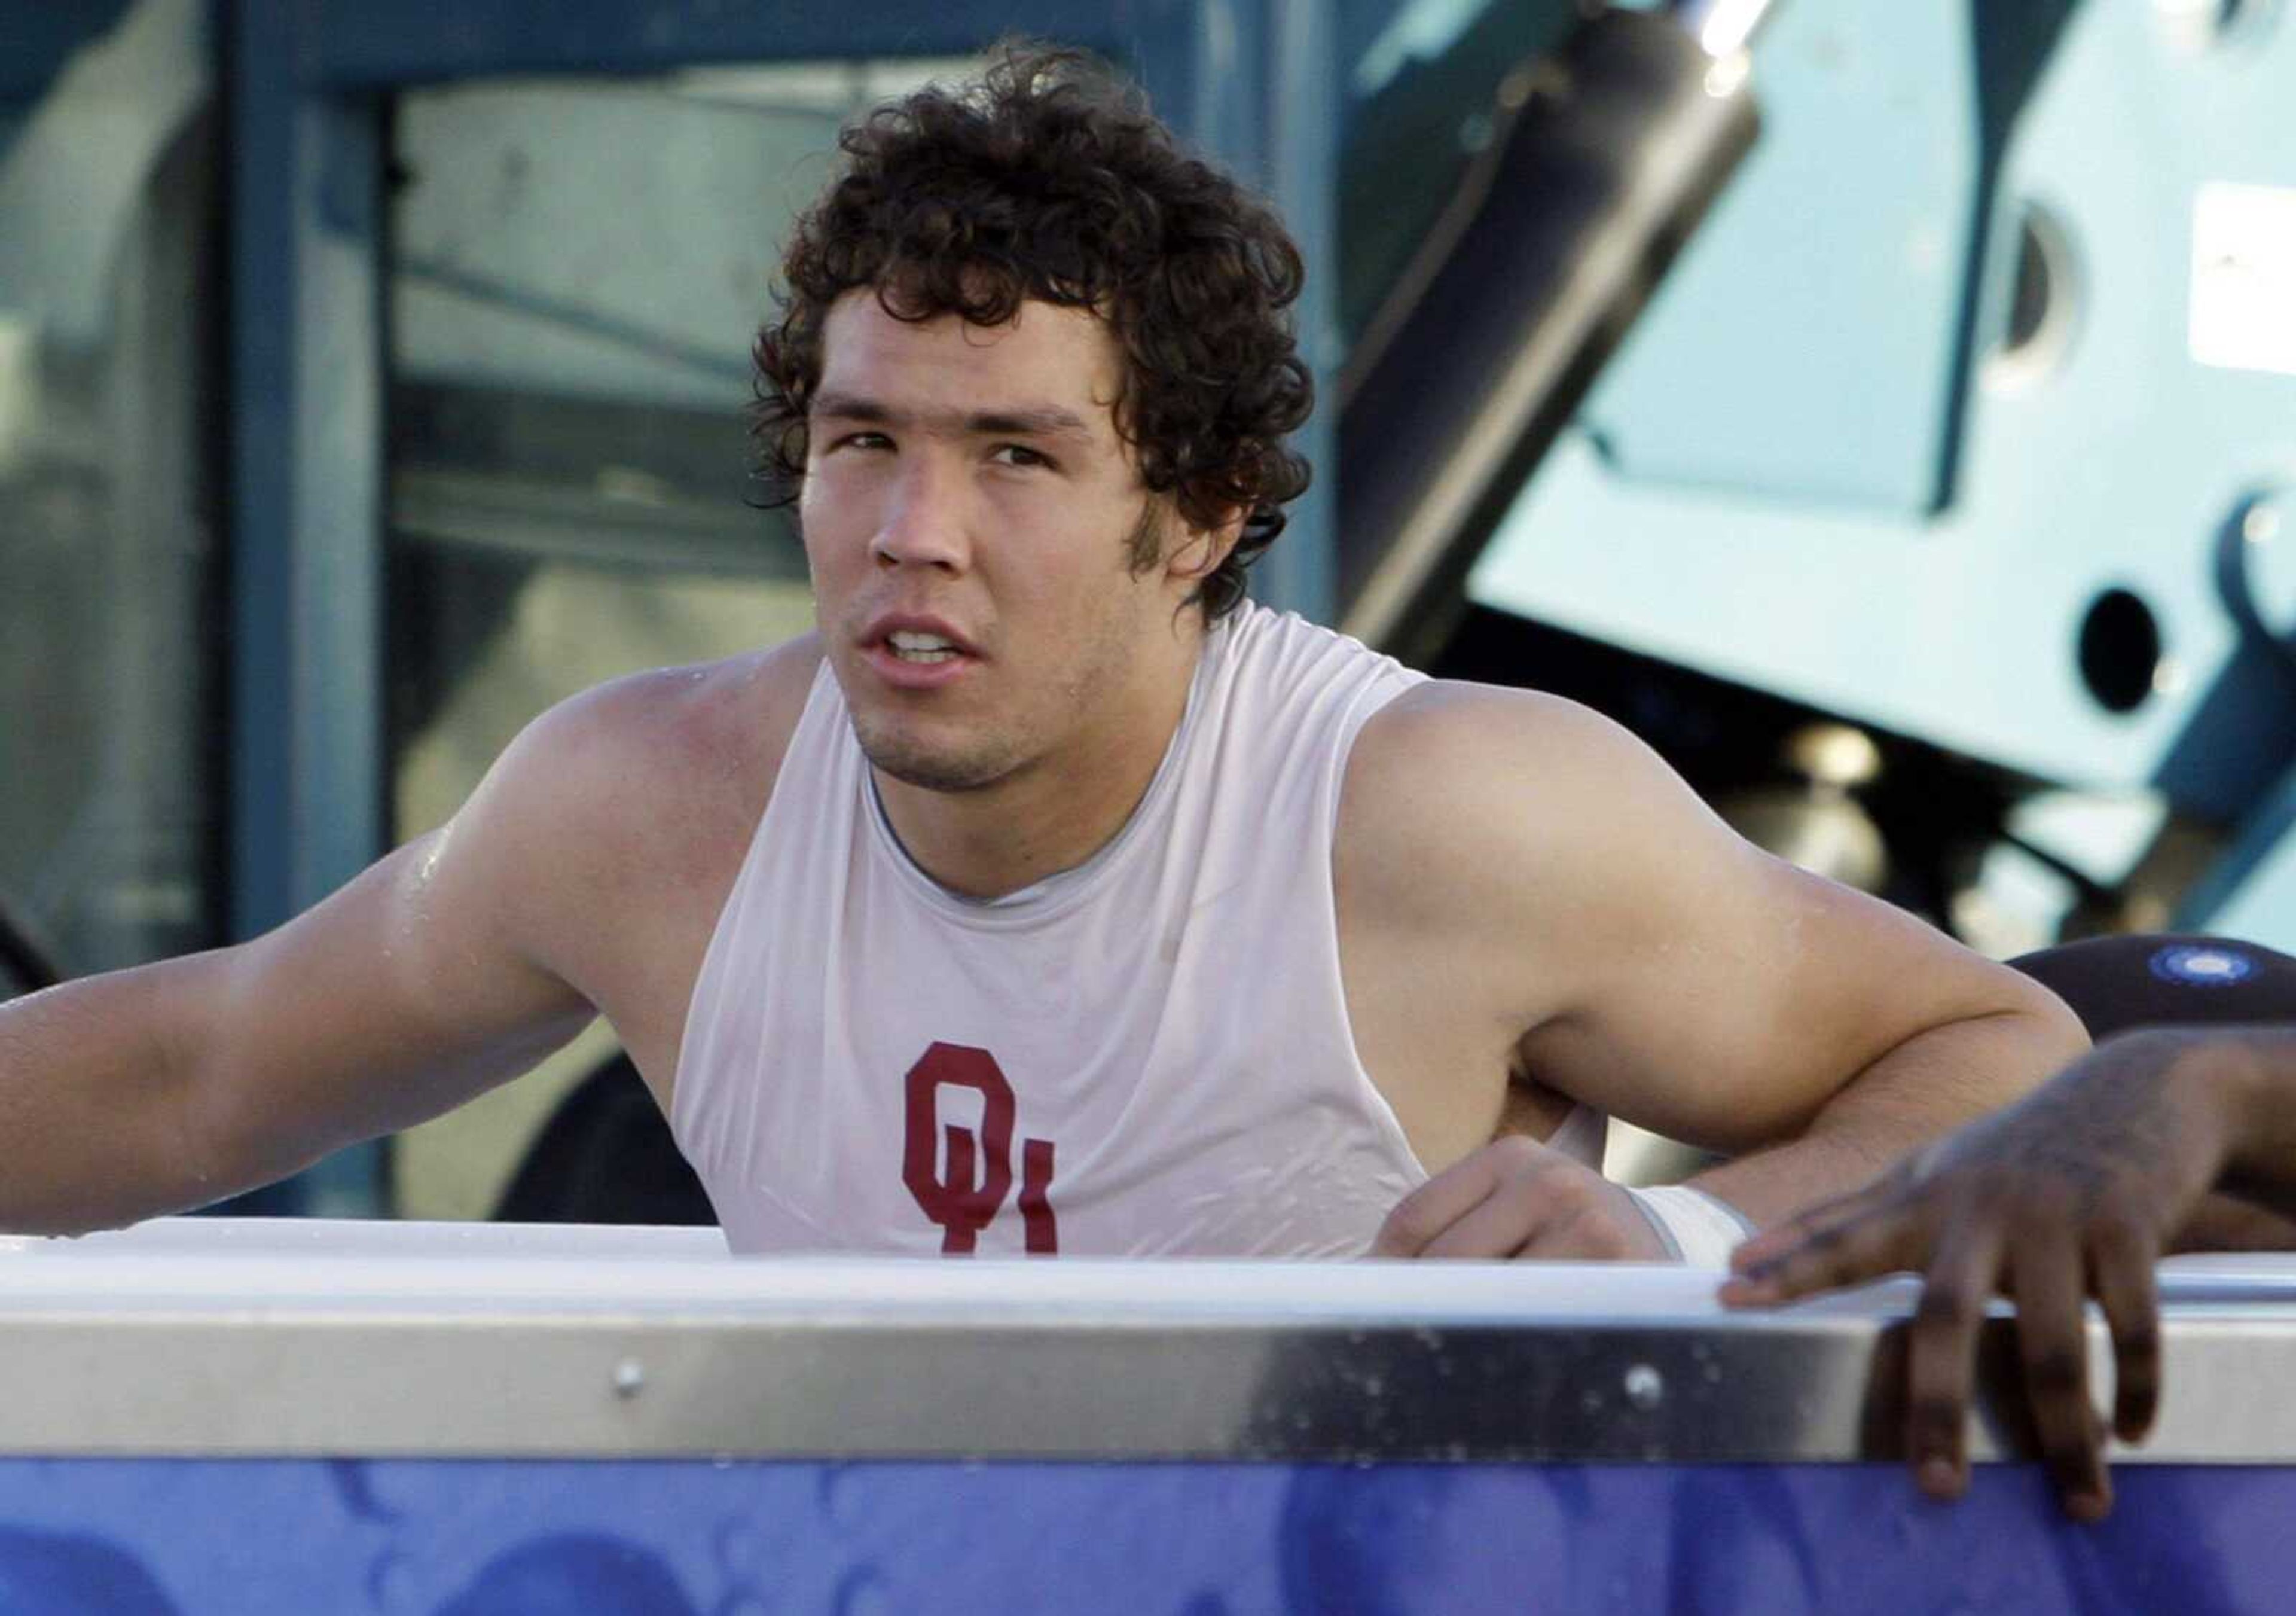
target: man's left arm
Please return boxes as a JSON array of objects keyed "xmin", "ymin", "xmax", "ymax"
[
  {"xmin": 1354, "ymin": 685, "xmax": 2090, "ymax": 1257},
  {"xmin": 1678, "ymin": 932, "xmax": 2088, "ymax": 1231}
]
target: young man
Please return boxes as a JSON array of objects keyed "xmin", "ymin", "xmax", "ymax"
[{"xmin": 0, "ymin": 46, "xmax": 2086, "ymax": 1255}]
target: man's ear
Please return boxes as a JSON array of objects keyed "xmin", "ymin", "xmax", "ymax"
[{"xmin": 1167, "ymin": 507, "xmax": 1247, "ymax": 585}]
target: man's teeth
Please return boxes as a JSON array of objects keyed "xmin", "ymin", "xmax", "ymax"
[{"xmin": 887, "ymin": 631, "xmax": 960, "ymax": 663}]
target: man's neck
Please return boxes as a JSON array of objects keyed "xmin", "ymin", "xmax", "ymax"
[{"xmin": 873, "ymin": 638, "xmax": 1205, "ymax": 902}]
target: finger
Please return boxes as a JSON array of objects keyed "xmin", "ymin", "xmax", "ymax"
[
  {"xmin": 2087, "ymin": 1216, "xmax": 2164, "ymax": 1446},
  {"xmin": 1718, "ymin": 1205, "xmax": 1920, "ymax": 1308},
  {"xmin": 1420, "ymin": 1177, "xmax": 1548, "ymax": 1260},
  {"xmin": 1371, "ymin": 1141, "xmax": 1538, "ymax": 1257},
  {"xmin": 1422, "ymin": 1163, "xmax": 1638, "ymax": 1261},
  {"xmin": 1515, "ymin": 1202, "xmax": 1648, "ymax": 1263},
  {"xmin": 1727, "ymin": 1181, "xmax": 1895, "ymax": 1274},
  {"xmin": 2007, "ymin": 1227, "xmax": 2111, "ymax": 1522},
  {"xmin": 1903, "ymin": 1213, "xmax": 2008, "ymax": 1503}
]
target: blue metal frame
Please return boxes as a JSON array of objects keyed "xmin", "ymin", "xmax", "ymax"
[
  {"xmin": 226, "ymin": 2, "xmax": 391, "ymax": 1215},
  {"xmin": 2181, "ymin": 761, "xmax": 2296, "ymax": 939},
  {"xmin": 224, "ymin": 0, "xmax": 1337, "ymax": 1213}
]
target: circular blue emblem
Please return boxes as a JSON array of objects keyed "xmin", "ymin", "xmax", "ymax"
[{"xmin": 2147, "ymin": 943, "xmax": 2257, "ymax": 987}]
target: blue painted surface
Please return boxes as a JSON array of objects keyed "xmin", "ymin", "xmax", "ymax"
[
  {"xmin": 301, "ymin": 0, "xmax": 1142, "ymax": 84},
  {"xmin": 0, "ymin": 1458, "xmax": 2280, "ymax": 1613},
  {"xmin": 1468, "ymin": 0, "xmax": 2296, "ymax": 939},
  {"xmin": 1581, "ymin": 1, "xmax": 1980, "ymax": 514},
  {"xmin": 2185, "ymin": 761, "xmax": 2296, "ymax": 937}
]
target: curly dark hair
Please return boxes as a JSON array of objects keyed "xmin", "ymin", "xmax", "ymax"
[{"xmin": 751, "ymin": 41, "xmax": 1313, "ymax": 620}]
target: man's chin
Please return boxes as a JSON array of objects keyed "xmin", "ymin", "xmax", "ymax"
[{"xmin": 852, "ymin": 723, "xmax": 1013, "ymax": 795}]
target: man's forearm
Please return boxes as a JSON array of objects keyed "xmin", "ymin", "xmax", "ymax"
[
  {"xmin": 0, "ymin": 965, "xmax": 233, "ymax": 1234},
  {"xmin": 1687, "ymin": 1004, "xmax": 2090, "ymax": 1228}
]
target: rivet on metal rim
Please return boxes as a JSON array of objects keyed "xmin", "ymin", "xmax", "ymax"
[{"xmin": 1624, "ymin": 1363, "xmax": 1666, "ymax": 1411}]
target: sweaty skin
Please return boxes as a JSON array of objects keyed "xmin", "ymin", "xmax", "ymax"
[
  {"xmin": 0, "ymin": 294, "xmax": 2084, "ymax": 1250},
  {"xmin": 1341, "ymin": 679, "xmax": 2087, "ymax": 1256},
  {"xmin": 1723, "ymin": 1026, "xmax": 2296, "ymax": 1521}
]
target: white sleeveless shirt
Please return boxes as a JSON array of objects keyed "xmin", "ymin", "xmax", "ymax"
[{"xmin": 671, "ymin": 603, "xmax": 1605, "ymax": 1257}]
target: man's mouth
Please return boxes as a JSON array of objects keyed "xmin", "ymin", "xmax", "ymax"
[
  {"xmin": 885, "ymin": 630, "xmax": 963, "ymax": 665},
  {"xmin": 857, "ymin": 617, "xmax": 981, "ymax": 688}
]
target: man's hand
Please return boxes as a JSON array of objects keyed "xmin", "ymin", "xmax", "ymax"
[
  {"xmin": 1372, "ymin": 1136, "xmax": 1670, "ymax": 1260},
  {"xmin": 1717, "ymin": 1030, "xmax": 2247, "ymax": 1522}
]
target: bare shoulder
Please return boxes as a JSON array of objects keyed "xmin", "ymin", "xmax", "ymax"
[
  {"xmin": 539, "ymin": 632, "xmax": 820, "ymax": 761},
  {"xmin": 453, "ymin": 633, "xmax": 825, "ymax": 983},
  {"xmin": 509, "ymin": 633, "xmax": 825, "ymax": 839},
  {"xmin": 1348, "ymin": 678, "xmax": 1650, "ymax": 785},
  {"xmin": 1339, "ymin": 678, "xmax": 1700, "ymax": 916},
  {"xmin": 1328, "ymin": 678, "xmax": 1718, "ymax": 1146},
  {"xmin": 1335, "ymin": 674, "xmax": 1758, "ymax": 1016}
]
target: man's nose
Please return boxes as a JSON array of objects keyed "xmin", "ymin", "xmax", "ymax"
[{"xmin": 870, "ymin": 458, "xmax": 970, "ymax": 572}]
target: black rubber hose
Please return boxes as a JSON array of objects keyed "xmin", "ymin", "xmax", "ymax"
[{"xmin": 1337, "ymin": 8, "xmax": 1761, "ymax": 666}]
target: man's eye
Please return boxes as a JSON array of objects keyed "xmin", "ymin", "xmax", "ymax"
[
  {"xmin": 991, "ymin": 444, "xmax": 1053, "ymax": 470},
  {"xmin": 829, "ymin": 431, "xmax": 890, "ymax": 453}
]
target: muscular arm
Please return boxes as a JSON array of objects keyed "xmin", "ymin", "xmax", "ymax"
[
  {"xmin": 0, "ymin": 836, "xmax": 590, "ymax": 1234},
  {"xmin": 1682, "ymin": 994, "xmax": 2084, "ymax": 1228},
  {"xmin": 0, "ymin": 653, "xmax": 792, "ymax": 1236},
  {"xmin": 1344, "ymin": 683, "xmax": 2087, "ymax": 1233}
]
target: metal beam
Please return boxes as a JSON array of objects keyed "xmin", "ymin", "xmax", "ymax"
[
  {"xmin": 306, "ymin": 0, "xmax": 1140, "ymax": 86},
  {"xmin": 226, "ymin": 0, "xmax": 387, "ymax": 1213}
]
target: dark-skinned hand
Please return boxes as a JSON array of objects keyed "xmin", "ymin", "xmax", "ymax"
[{"xmin": 1718, "ymin": 1029, "xmax": 2254, "ymax": 1521}]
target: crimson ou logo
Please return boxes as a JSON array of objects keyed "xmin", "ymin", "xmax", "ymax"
[{"xmin": 901, "ymin": 1042, "xmax": 1060, "ymax": 1254}]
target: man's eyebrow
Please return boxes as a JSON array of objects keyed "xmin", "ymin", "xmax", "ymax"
[
  {"xmin": 965, "ymin": 405, "xmax": 1096, "ymax": 441},
  {"xmin": 808, "ymin": 391, "xmax": 892, "ymax": 422},
  {"xmin": 809, "ymin": 391, "xmax": 1095, "ymax": 441}
]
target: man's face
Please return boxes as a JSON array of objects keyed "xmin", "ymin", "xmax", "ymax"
[{"xmin": 801, "ymin": 289, "xmax": 1205, "ymax": 795}]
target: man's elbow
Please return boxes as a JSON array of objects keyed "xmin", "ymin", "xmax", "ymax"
[
  {"xmin": 1803, "ymin": 969, "xmax": 2089, "ymax": 1145},
  {"xmin": 1984, "ymin": 968, "xmax": 2093, "ymax": 1097},
  {"xmin": 1863, "ymin": 969, "xmax": 2090, "ymax": 1129}
]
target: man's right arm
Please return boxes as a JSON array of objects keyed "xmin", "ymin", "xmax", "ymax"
[{"xmin": 0, "ymin": 676, "xmax": 665, "ymax": 1236}]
